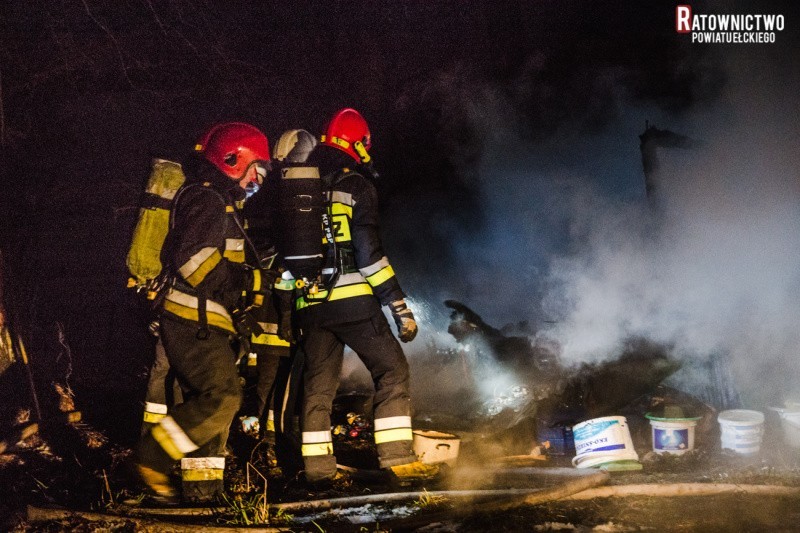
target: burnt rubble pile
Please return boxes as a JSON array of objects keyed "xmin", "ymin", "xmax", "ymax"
[{"xmin": 405, "ymin": 301, "xmax": 799, "ymax": 472}]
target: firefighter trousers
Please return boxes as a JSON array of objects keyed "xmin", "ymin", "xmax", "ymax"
[
  {"xmin": 272, "ymin": 349, "xmax": 304, "ymax": 477},
  {"xmin": 137, "ymin": 315, "xmax": 242, "ymax": 476},
  {"xmin": 140, "ymin": 337, "xmax": 184, "ymax": 437},
  {"xmin": 255, "ymin": 353, "xmax": 281, "ymax": 429},
  {"xmin": 300, "ymin": 312, "xmax": 416, "ymax": 482},
  {"xmin": 240, "ymin": 351, "xmax": 281, "ymax": 440}
]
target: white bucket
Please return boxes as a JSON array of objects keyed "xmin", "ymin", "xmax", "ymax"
[
  {"xmin": 770, "ymin": 406, "xmax": 800, "ymax": 448},
  {"xmin": 571, "ymin": 416, "xmax": 638, "ymax": 469},
  {"xmin": 646, "ymin": 413, "xmax": 701, "ymax": 455},
  {"xmin": 779, "ymin": 411, "xmax": 800, "ymax": 448},
  {"xmin": 718, "ymin": 409, "xmax": 764, "ymax": 455},
  {"xmin": 412, "ymin": 430, "xmax": 461, "ymax": 467}
]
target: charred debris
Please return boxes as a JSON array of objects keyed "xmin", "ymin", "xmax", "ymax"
[{"xmin": 424, "ymin": 300, "xmax": 685, "ymax": 450}]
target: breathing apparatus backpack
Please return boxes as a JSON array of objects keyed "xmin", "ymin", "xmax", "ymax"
[
  {"xmin": 273, "ymin": 164, "xmax": 337, "ymax": 295},
  {"xmin": 126, "ymin": 159, "xmax": 186, "ymax": 301},
  {"xmin": 268, "ymin": 129, "xmax": 340, "ymax": 297}
]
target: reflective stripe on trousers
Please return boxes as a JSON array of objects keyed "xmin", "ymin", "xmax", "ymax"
[
  {"xmin": 302, "ymin": 430, "xmax": 333, "ymax": 457},
  {"xmin": 151, "ymin": 415, "xmax": 199, "ymax": 460},
  {"xmin": 181, "ymin": 456, "xmax": 225, "ymax": 481},
  {"xmin": 143, "ymin": 401, "xmax": 168, "ymax": 424},
  {"xmin": 374, "ymin": 415, "xmax": 413, "ymax": 445}
]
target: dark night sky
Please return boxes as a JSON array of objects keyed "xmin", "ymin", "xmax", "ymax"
[{"xmin": 1, "ymin": 1, "xmax": 799, "ymax": 411}]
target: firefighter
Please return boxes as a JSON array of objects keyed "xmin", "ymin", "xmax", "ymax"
[
  {"xmin": 237, "ymin": 129, "xmax": 317, "ymax": 461},
  {"xmin": 295, "ymin": 108, "xmax": 436, "ymax": 487},
  {"xmin": 135, "ymin": 122, "xmax": 273, "ymax": 504}
]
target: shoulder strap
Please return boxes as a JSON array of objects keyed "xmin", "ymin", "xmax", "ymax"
[
  {"xmin": 168, "ymin": 182, "xmax": 201, "ymax": 232},
  {"xmin": 173, "ymin": 183, "xmax": 262, "ymax": 268},
  {"xmin": 325, "ymin": 168, "xmax": 361, "ymax": 188}
]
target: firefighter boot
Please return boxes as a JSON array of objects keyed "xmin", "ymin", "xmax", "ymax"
[
  {"xmin": 136, "ymin": 464, "xmax": 179, "ymax": 506},
  {"xmin": 389, "ymin": 460, "xmax": 440, "ymax": 483}
]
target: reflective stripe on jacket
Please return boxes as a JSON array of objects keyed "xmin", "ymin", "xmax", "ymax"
[
  {"xmin": 296, "ymin": 170, "xmax": 405, "ymax": 313},
  {"xmin": 251, "ymin": 321, "xmax": 290, "ymax": 350},
  {"xmin": 161, "ymin": 181, "xmax": 249, "ymax": 333}
]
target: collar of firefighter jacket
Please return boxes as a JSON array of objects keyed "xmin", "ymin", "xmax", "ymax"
[{"xmin": 190, "ymin": 158, "xmax": 247, "ymax": 202}]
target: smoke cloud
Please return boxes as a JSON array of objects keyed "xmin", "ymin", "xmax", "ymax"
[
  {"xmin": 403, "ymin": 20, "xmax": 800, "ymax": 409},
  {"xmin": 542, "ymin": 41, "xmax": 800, "ymax": 406}
]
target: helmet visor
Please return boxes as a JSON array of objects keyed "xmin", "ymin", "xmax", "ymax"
[
  {"xmin": 254, "ymin": 162, "xmax": 269, "ymax": 184},
  {"xmin": 244, "ymin": 160, "xmax": 269, "ymax": 185}
]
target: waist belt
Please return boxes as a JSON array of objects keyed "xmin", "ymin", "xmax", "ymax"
[{"xmin": 296, "ymin": 272, "xmax": 373, "ymax": 310}]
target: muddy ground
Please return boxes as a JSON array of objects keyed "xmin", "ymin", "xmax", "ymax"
[
  {"xmin": 3, "ymin": 404, "xmax": 800, "ymax": 532},
  {"xmin": 3, "ymin": 351, "xmax": 800, "ymax": 532}
]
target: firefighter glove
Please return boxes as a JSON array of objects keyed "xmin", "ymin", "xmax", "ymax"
[
  {"xmin": 239, "ymin": 416, "xmax": 260, "ymax": 437},
  {"xmin": 389, "ymin": 299, "xmax": 417, "ymax": 343},
  {"xmin": 232, "ymin": 309, "xmax": 263, "ymax": 339}
]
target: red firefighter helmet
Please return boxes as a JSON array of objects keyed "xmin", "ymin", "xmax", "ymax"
[
  {"xmin": 320, "ymin": 108, "xmax": 372, "ymax": 163},
  {"xmin": 195, "ymin": 122, "xmax": 270, "ymax": 181}
]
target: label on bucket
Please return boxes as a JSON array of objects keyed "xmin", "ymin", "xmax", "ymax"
[
  {"xmin": 722, "ymin": 425, "xmax": 762, "ymax": 440},
  {"xmin": 573, "ymin": 419, "xmax": 626, "ymax": 454},
  {"xmin": 654, "ymin": 428, "xmax": 689, "ymax": 451},
  {"xmin": 720, "ymin": 425, "xmax": 763, "ymax": 454}
]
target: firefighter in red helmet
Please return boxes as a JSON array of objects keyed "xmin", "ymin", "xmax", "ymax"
[
  {"xmin": 135, "ymin": 122, "xmax": 274, "ymax": 504},
  {"xmin": 295, "ymin": 108, "xmax": 436, "ymax": 487}
]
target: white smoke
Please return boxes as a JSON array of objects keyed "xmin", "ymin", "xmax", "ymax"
[
  {"xmin": 428, "ymin": 37, "xmax": 800, "ymax": 409},
  {"xmin": 384, "ymin": 10, "xmax": 800, "ymax": 411},
  {"xmin": 535, "ymin": 46, "xmax": 800, "ymax": 407}
]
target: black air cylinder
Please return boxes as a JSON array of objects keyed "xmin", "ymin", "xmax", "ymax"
[{"xmin": 275, "ymin": 166, "xmax": 325, "ymax": 281}]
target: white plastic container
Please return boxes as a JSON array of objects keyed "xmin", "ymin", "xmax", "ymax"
[
  {"xmin": 413, "ymin": 430, "xmax": 461, "ymax": 467},
  {"xmin": 646, "ymin": 413, "xmax": 701, "ymax": 455},
  {"xmin": 779, "ymin": 411, "xmax": 800, "ymax": 448},
  {"xmin": 770, "ymin": 405, "xmax": 800, "ymax": 448},
  {"xmin": 571, "ymin": 416, "xmax": 638, "ymax": 468},
  {"xmin": 718, "ymin": 409, "xmax": 764, "ymax": 455}
]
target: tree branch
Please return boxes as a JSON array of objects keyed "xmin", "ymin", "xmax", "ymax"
[
  {"xmin": 143, "ymin": 0, "xmax": 168, "ymax": 35},
  {"xmin": 79, "ymin": 0, "xmax": 133, "ymax": 87}
]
